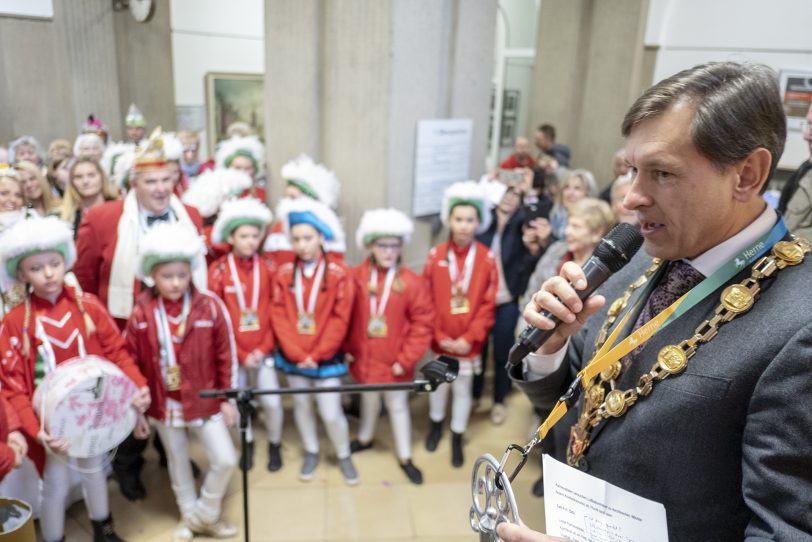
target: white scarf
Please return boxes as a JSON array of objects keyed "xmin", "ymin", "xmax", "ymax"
[{"xmin": 107, "ymin": 191, "xmax": 207, "ymax": 319}]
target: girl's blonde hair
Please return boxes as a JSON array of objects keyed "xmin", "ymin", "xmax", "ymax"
[
  {"xmin": 15, "ymin": 160, "xmax": 60, "ymax": 212},
  {"xmin": 60, "ymin": 158, "xmax": 119, "ymax": 222}
]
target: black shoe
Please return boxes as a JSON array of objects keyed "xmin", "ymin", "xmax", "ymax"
[
  {"xmin": 240, "ymin": 440, "xmax": 255, "ymax": 471},
  {"xmin": 267, "ymin": 442, "xmax": 282, "ymax": 472},
  {"xmin": 532, "ymin": 474, "xmax": 544, "ymax": 497},
  {"xmin": 91, "ymin": 514, "xmax": 125, "ymax": 542},
  {"xmin": 451, "ymin": 431, "xmax": 464, "ymax": 467},
  {"xmin": 399, "ymin": 460, "xmax": 423, "ymax": 485},
  {"xmin": 349, "ymin": 439, "xmax": 374, "ymax": 454},
  {"xmin": 116, "ymin": 473, "xmax": 146, "ymax": 501},
  {"xmin": 425, "ymin": 421, "xmax": 442, "ymax": 452}
]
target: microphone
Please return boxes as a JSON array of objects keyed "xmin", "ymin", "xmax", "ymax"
[{"xmin": 508, "ymin": 222, "xmax": 644, "ymax": 366}]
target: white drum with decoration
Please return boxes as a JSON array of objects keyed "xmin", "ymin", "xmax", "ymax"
[{"xmin": 32, "ymin": 356, "xmax": 138, "ymax": 458}]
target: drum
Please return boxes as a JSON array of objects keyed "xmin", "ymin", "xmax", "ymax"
[
  {"xmin": 0, "ymin": 498, "xmax": 35, "ymax": 541},
  {"xmin": 32, "ymin": 356, "xmax": 138, "ymax": 459}
]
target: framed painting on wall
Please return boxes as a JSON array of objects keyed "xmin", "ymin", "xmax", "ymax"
[{"xmin": 204, "ymin": 72, "xmax": 265, "ymax": 155}]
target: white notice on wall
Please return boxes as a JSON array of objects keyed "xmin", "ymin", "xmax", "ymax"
[
  {"xmin": 543, "ymin": 454, "xmax": 669, "ymax": 542},
  {"xmin": 0, "ymin": 0, "xmax": 53, "ymax": 19},
  {"xmin": 412, "ymin": 119, "xmax": 473, "ymax": 217}
]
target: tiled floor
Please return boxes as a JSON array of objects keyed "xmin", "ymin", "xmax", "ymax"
[{"xmin": 60, "ymin": 387, "xmax": 548, "ymax": 541}]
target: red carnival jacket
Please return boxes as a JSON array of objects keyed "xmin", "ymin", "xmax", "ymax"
[
  {"xmin": 124, "ymin": 288, "xmax": 236, "ymax": 422},
  {"xmin": 345, "ymin": 260, "xmax": 434, "ymax": 383},
  {"xmin": 422, "ymin": 240, "xmax": 498, "ymax": 358},
  {"xmin": 208, "ymin": 253, "xmax": 276, "ymax": 364},
  {"xmin": 0, "ymin": 397, "xmax": 22, "ymax": 480},
  {"xmin": 73, "ymin": 199, "xmax": 204, "ymax": 328},
  {"xmin": 0, "ymin": 287, "xmax": 146, "ymax": 473},
  {"xmin": 269, "ymin": 255, "xmax": 354, "ymax": 363}
]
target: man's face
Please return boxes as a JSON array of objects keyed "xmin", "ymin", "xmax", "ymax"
[
  {"xmin": 534, "ymin": 131, "xmax": 551, "ymax": 152},
  {"xmin": 132, "ymin": 168, "xmax": 174, "ymax": 214},
  {"xmin": 623, "ymin": 103, "xmax": 744, "ymax": 260},
  {"xmin": 182, "ymin": 146, "xmax": 199, "ymax": 166},
  {"xmin": 515, "ymin": 137, "xmax": 530, "ymax": 157},
  {"xmin": 78, "ymin": 140, "xmax": 103, "ymax": 163},
  {"xmin": 127, "ymin": 125, "xmax": 146, "ymax": 143},
  {"xmin": 804, "ymin": 104, "xmax": 812, "ymax": 157}
]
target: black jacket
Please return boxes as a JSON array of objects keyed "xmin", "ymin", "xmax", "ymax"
[{"xmin": 476, "ymin": 208, "xmax": 541, "ymax": 301}]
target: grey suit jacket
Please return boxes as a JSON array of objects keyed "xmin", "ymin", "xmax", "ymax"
[{"xmin": 510, "ymin": 248, "xmax": 812, "ymax": 541}]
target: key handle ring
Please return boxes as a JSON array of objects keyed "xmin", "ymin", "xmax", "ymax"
[{"xmin": 470, "ymin": 453, "xmax": 522, "ymax": 540}]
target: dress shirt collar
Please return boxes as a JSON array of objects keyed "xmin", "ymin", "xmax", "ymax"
[{"xmin": 686, "ymin": 204, "xmax": 776, "ymax": 277}]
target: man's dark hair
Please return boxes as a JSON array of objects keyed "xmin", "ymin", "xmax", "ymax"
[
  {"xmin": 622, "ymin": 62, "xmax": 786, "ymax": 182},
  {"xmin": 538, "ymin": 124, "xmax": 556, "ymax": 141},
  {"xmin": 531, "ymin": 166, "xmax": 545, "ymax": 191}
]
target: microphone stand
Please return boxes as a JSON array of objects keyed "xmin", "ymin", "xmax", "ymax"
[{"xmin": 198, "ymin": 356, "xmax": 459, "ymax": 542}]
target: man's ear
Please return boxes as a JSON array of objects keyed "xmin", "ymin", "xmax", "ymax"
[{"xmin": 733, "ymin": 147, "xmax": 772, "ymax": 202}]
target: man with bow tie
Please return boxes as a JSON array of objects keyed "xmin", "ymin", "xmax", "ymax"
[{"xmin": 73, "ymin": 128, "xmax": 205, "ymax": 503}]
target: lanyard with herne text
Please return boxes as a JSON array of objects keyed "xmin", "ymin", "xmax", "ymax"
[{"xmin": 534, "ymin": 217, "xmax": 789, "ymax": 441}]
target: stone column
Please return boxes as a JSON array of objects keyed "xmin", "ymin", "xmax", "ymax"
[
  {"xmin": 264, "ymin": 0, "xmax": 498, "ymax": 265},
  {"xmin": 528, "ymin": 0, "xmax": 650, "ymax": 186}
]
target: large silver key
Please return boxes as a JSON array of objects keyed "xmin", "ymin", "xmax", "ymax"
[{"xmin": 469, "ymin": 453, "xmax": 522, "ymax": 541}]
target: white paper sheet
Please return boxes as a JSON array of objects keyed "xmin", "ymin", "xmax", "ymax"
[{"xmin": 543, "ymin": 454, "xmax": 669, "ymax": 542}]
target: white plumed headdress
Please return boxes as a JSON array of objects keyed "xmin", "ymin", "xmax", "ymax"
[
  {"xmin": 355, "ymin": 208, "xmax": 414, "ymax": 250},
  {"xmin": 181, "ymin": 168, "xmax": 253, "ymax": 218},
  {"xmin": 215, "ymin": 135, "xmax": 265, "ymax": 177},
  {"xmin": 441, "ymin": 180, "xmax": 492, "ymax": 234},
  {"xmin": 280, "ymin": 154, "xmax": 340, "ymax": 209},
  {"xmin": 135, "ymin": 222, "xmax": 206, "ymax": 283},
  {"xmin": 0, "ymin": 216, "xmax": 76, "ymax": 287},
  {"xmin": 276, "ymin": 197, "xmax": 346, "ymax": 253},
  {"xmin": 211, "ymin": 198, "xmax": 273, "ymax": 245}
]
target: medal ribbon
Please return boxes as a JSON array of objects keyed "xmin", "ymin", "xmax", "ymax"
[
  {"xmin": 294, "ymin": 258, "xmax": 326, "ymax": 317},
  {"xmin": 534, "ymin": 216, "xmax": 788, "ymax": 442},
  {"xmin": 448, "ymin": 243, "xmax": 477, "ymax": 296},
  {"xmin": 369, "ymin": 266, "xmax": 396, "ymax": 317},
  {"xmin": 156, "ymin": 291, "xmax": 190, "ymax": 377},
  {"xmin": 227, "ymin": 253, "xmax": 260, "ymax": 313}
]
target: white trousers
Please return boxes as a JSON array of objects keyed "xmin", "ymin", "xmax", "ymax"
[
  {"xmin": 152, "ymin": 417, "xmax": 237, "ymax": 523},
  {"xmin": 238, "ymin": 363, "xmax": 284, "ymax": 444},
  {"xmin": 428, "ymin": 372, "xmax": 474, "ymax": 434},
  {"xmin": 286, "ymin": 375, "xmax": 350, "ymax": 459},
  {"xmin": 41, "ymin": 454, "xmax": 107, "ymax": 542},
  {"xmin": 358, "ymin": 390, "xmax": 412, "ymax": 461}
]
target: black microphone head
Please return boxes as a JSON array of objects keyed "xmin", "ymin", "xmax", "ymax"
[{"xmin": 593, "ymin": 222, "xmax": 644, "ymax": 272}]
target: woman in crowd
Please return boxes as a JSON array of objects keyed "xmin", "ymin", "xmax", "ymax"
[
  {"xmin": 548, "ymin": 168, "xmax": 599, "ymax": 240},
  {"xmin": 46, "ymin": 139, "xmax": 72, "ymax": 197},
  {"xmin": 59, "ymin": 157, "xmax": 120, "ymax": 236},
  {"xmin": 74, "ymin": 133, "xmax": 105, "ymax": 163},
  {"xmin": 609, "ymin": 172, "xmax": 636, "ymax": 225},
  {"xmin": 0, "ymin": 164, "xmax": 27, "ymax": 319},
  {"xmin": 16, "ymin": 160, "xmax": 61, "ymax": 216},
  {"xmin": 8, "ymin": 136, "xmax": 44, "ymax": 168}
]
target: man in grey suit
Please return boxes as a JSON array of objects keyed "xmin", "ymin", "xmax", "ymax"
[{"xmin": 499, "ymin": 62, "xmax": 812, "ymax": 542}]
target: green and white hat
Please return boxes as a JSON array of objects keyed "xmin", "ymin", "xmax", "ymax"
[
  {"xmin": 135, "ymin": 222, "xmax": 206, "ymax": 283},
  {"xmin": 211, "ymin": 198, "xmax": 273, "ymax": 245},
  {"xmin": 280, "ymin": 154, "xmax": 340, "ymax": 209},
  {"xmin": 181, "ymin": 168, "xmax": 253, "ymax": 219},
  {"xmin": 125, "ymin": 103, "xmax": 146, "ymax": 128},
  {"xmin": 355, "ymin": 208, "xmax": 414, "ymax": 250},
  {"xmin": 215, "ymin": 135, "xmax": 265, "ymax": 177},
  {"xmin": 0, "ymin": 216, "xmax": 76, "ymax": 287},
  {"xmin": 441, "ymin": 180, "xmax": 492, "ymax": 234}
]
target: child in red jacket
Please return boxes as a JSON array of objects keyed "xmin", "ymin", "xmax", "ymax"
[
  {"xmin": 125, "ymin": 222, "xmax": 238, "ymax": 541},
  {"xmin": 423, "ymin": 181, "xmax": 498, "ymax": 467},
  {"xmin": 345, "ymin": 209, "xmax": 434, "ymax": 484},
  {"xmin": 208, "ymin": 198, "xmax": 283, "ymax": 472},
  {"xmin": 0, "ymin": 216, "xmax": 149, "ymax": 542},
  {"xmin": 270, "ymin": 198, "xmax": 358, "ymax": 485}
]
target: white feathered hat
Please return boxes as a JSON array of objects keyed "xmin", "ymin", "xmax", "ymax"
[
  {"xmin": 135, "ymin": 222, "xmax": 206, "ymax": 283},
  {"xmin": 355, "ymin": 208, "xmax": 414, "ymax": 250},
  {"xmin": 181, "ymin": 168, "xmax": 253, "ymax": 218},
  {"xmin": 211, "ymin": 198, "xmax": 273, "ymax": 245},
  {"xmin": 101, "ymin": 142, "xmax": 135, "ymax": 181},
  {"xmin": 162, "ymin": 132, "xmax": 183, "ymax": 162},
  {"xmin": 441, "ymin": 180, "xmax": 493, "ymax": 234},
  {"xmin": 215, "ymin": 135, "xmax": 265, "ymax": 176},
  {"xmin": 277, "ymin": 196, "xmax": 346, "ymax": 253},
  {"xmin": 0, "ymin": 216, "xmax": 76, "ymax": 287},
  {"xmin": 280, "ymin": 154, "xmax": 340, "ymax": 209}
]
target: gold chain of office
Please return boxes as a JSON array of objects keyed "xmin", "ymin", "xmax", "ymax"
[{"xmin": 566, "ymin": 236, "xmax": 810, "ymax": 468}]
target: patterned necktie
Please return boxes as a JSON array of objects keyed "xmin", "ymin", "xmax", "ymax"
[
  {"xmin": 624, "ymin": 260, "xmax": 705, "ymax": 363},
  {"xmin": 146, "ymin": 212, "xmax": 170, "ymax": 227},
  {"xmin": 633, "ymin": 260, "xmax": 705, "ymax": 330}
]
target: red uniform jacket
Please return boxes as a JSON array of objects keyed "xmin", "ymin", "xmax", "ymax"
[
  {"xmin": 500, "ymin": 153, "xmax": 537, "ymax": 170},
  {"xmin": 73, "ymin": 199, "xmax": 204, "ymax": 328},
  {"xmin": 422, "ymin": 241, "xmax": 498, "ymax": 358},
  {"xmin": 208, "ymin": 253, "xmax": 276, "ymax": 364},
  {"xmin": 0, "ymin": 396, "xmax": 21, "ymax": 481},
  {"xmin": 0, "ymin": 287, "xmax": 147, "ymax": 473},
  {"xmin": 269, "ymin": 256, "xmax": 354, "ymax": 363},
  {"xmin": 346, "ymin": 260, "xmax": 434, "ymax": 383},
  {"xmin": 124, "ymin": 288, "xmax": 236, "ymax": 423}
]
